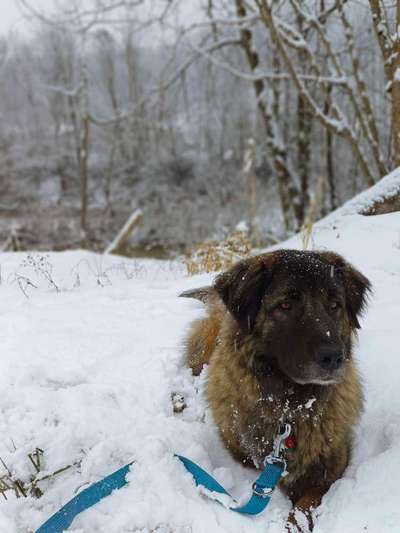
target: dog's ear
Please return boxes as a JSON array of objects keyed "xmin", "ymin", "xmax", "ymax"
[
  {"xmin": 342, "ymin": 263, "xmax": 371, "ymax": 328},
  {"xmin": 214, "ymin": 254, "xmax": 274, "ymax": 332},
  {"xmin": 319, "ymin": 252, "xmax": 371, "ymax": 329}
]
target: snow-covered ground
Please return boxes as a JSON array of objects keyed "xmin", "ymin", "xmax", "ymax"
[{"xmin": 0, "ymin": 205, "xmax": 400, "ymax": 531}]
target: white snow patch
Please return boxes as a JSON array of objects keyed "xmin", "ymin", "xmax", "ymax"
[
  {"xmin": 304, "ymin": 398, "xmax": 316, "ymax": 410},
  {"xmin": 0, "ymin": 199, "xmax": 400, "ymax": 531}
]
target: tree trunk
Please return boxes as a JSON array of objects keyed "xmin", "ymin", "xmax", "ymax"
[
  {"xmin": 296, "ymin": 15, "xmax": 312, "ymax": 222},
  {"xmin": 369, "ymin": 0, "xmax": 400, "ymax": 169},
  {"xmin": 324, "ymin": 86, "xmax": 336, "ymax": 209},
  {"xmin": 235, "ymin": 0, "xmax": 302, "ymax": 231},
  {"xmin": 392, "ymin": 1, "xmax": 400, "ymax": 167},
  {"xmin": 105, "ymin": 209, "xmax": 143, "ymax": 255},
  {"xmin": 80, "ymin": 113, "xmax": 90, "ymax": 241}
]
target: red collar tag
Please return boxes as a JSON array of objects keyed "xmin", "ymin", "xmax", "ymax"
[{"xmin": 284, "ymin": 435, "xmax": 297, "ymax": 450}]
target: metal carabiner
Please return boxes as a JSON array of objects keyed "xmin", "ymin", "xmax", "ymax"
[
  {"xmin": 273, "ymin": 423, "xmax": 292, "ymax": 458},
  {"xmin": 263, "ymin": 423, "xmax": 291, "ymax": 474}
]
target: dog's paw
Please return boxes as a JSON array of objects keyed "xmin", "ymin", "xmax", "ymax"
[
  {"xmin": 286, "ymin": 487, "xmax": 323, "ymax": 531},
  {"xmin": 286, "ymin": 502, "xmax": 315, "ymax": 532},
  {"xmin": 286, "ymin": 509, "xmax": 313, "ymax": 532}
]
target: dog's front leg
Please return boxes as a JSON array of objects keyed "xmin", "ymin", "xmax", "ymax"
[
  {"xmin": 285, "ymin": 487, "xmax": 325, "ymax": 532},
  {"xmin": 284, "ymin": 449, "xmax": 349, "ymax": 532}
]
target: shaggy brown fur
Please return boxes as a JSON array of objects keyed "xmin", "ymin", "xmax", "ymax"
[{"xmin": 184, "ymin": 250, "xmax": 371, "ymax": 530}]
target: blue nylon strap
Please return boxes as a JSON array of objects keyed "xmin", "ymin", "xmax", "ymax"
[
  {"xmin": 35, "ymin": 463, "xmax": 133, "ymax": 533},
  {"xmin": 35, "ymin": 455, "xmax": 283, "ymax": 531},
  {"xmin": 176, "ymin": 454, "xmax": 284, "ymax": 515}
]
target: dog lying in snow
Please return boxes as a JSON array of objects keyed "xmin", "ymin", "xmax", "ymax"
[{"xmin": 183, "ymin": 250, "xmax": 371, "ymax": 531}]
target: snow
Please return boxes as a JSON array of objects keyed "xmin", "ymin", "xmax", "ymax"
[
  {"xmin": 304, "ymin": 398, "xmax": 316, "ymax": 410},
  {"xmin": 0, "ymin": 206, "xmax": 400, "ymax": 531},
  {"xmin": 321, "ymin": 166, "xmax": 400, "ymax": 222}
]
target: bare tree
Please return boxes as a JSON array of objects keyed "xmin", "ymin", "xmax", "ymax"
[
  {"xmin": 2, "ymin": 0, "xmax": 395, "ymax": 252},
  {"xmin": 17, "ymin": 0, "xmax": 172, "ymax": 244},
  {"xmin": 368, "ymin": 0, "xmax": 400, "ymax": 167},
  {"xmin": 171, "ymin": 0, "xmax": 391, "ymax": 227}
]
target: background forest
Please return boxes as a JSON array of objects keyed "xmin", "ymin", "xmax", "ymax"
[{"xmin": 0, "ymin": 0, "xmax": 397, "ymax": 255}]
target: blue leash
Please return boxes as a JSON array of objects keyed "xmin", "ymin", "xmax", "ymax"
[
  {"xmin": 35, "ymin": 425, "xmax": 291, "ymax": 532},
  {"xmin": 35, "ymin": 463, "xmax": 133, "ymax": 533},
  {"xmin": 176, "ymin": 454, "xmax": 284, "ymax": 515}
]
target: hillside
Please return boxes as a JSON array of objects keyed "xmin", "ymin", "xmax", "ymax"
[{"xmin": 0, "ymin": 184, "xmax": 399, "ymax": 532}]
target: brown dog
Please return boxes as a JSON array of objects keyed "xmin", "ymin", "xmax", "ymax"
[{"xmin": 183, "ymin": 250, "xmax": 371, "ymax": 530}]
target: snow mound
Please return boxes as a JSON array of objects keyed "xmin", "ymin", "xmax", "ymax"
[
  {"xmin": 323, "ymin": 166, "xmax": 400, "ymax": 221},
  {"xmin": 0, "ymin": 207, "xmax": 399, "ymax": 532}
]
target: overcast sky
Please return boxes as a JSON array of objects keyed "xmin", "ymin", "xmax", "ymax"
[
  {"xmin": 0, "ymin": 1, "xmax": 203, "ymax": 40},
  {"xmin": 0, "ymin": 0, "xmax": 55, "ymax": 34},
  {"xmin": 0, "ymin": 1, "xmax": 24, "ymax": 34}
]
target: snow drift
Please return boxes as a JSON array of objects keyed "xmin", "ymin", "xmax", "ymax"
[{"xmin": 0, "ymin": 172, "xmax": 400, "ymax": 532}]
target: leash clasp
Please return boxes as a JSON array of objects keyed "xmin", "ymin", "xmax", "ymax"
[
  {"xmin": 273, "ymin": 423, "xmax": 291, "ymax": 457},
  {"xmin": 264, "ymin": 423, "xmax": 292, "ymax": 473}
]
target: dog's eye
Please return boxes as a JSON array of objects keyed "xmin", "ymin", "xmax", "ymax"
[
  {"xmin": 280, "ymin": 302, "xmax": 292, "ymax": 311},
  {"xmin": 330, "ymin": 301, "xmax": 341, "ymax": 311}
]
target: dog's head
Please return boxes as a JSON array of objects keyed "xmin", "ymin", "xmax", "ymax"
[{"xmin": 214, "ymin": 250, "xmax": 371, "ymax": 386}]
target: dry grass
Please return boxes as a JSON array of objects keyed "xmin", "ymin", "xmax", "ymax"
[
  {"xmin": 184, "ymin": 229, "xmax": 252, "ymax": 275},
  {"xmin": 300, "ymin": 175, "xmax": 325, "ymax": 250}
]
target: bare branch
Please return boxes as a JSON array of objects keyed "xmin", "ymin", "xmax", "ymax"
[{"xmin": 255, "ymin": 0, "xmax": 375, "ymax": 186}]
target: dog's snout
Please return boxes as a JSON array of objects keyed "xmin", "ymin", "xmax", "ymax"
[{"xmin": 317, "ymin": 345, "xmax": 344, "ymax": 371}]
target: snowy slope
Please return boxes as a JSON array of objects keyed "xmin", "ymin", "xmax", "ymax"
[
  {"xmin": 0, "ymin": 210, "xmax": 399, "ymax": 532},
  {"xmin": 320, "ymin": 165, "xmax": 400, "ymax": 220}
]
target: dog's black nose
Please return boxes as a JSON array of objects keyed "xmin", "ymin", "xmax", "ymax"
[{"xmin": 317, "ymin": 345, "xmax": 344, "ymax": 371}]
